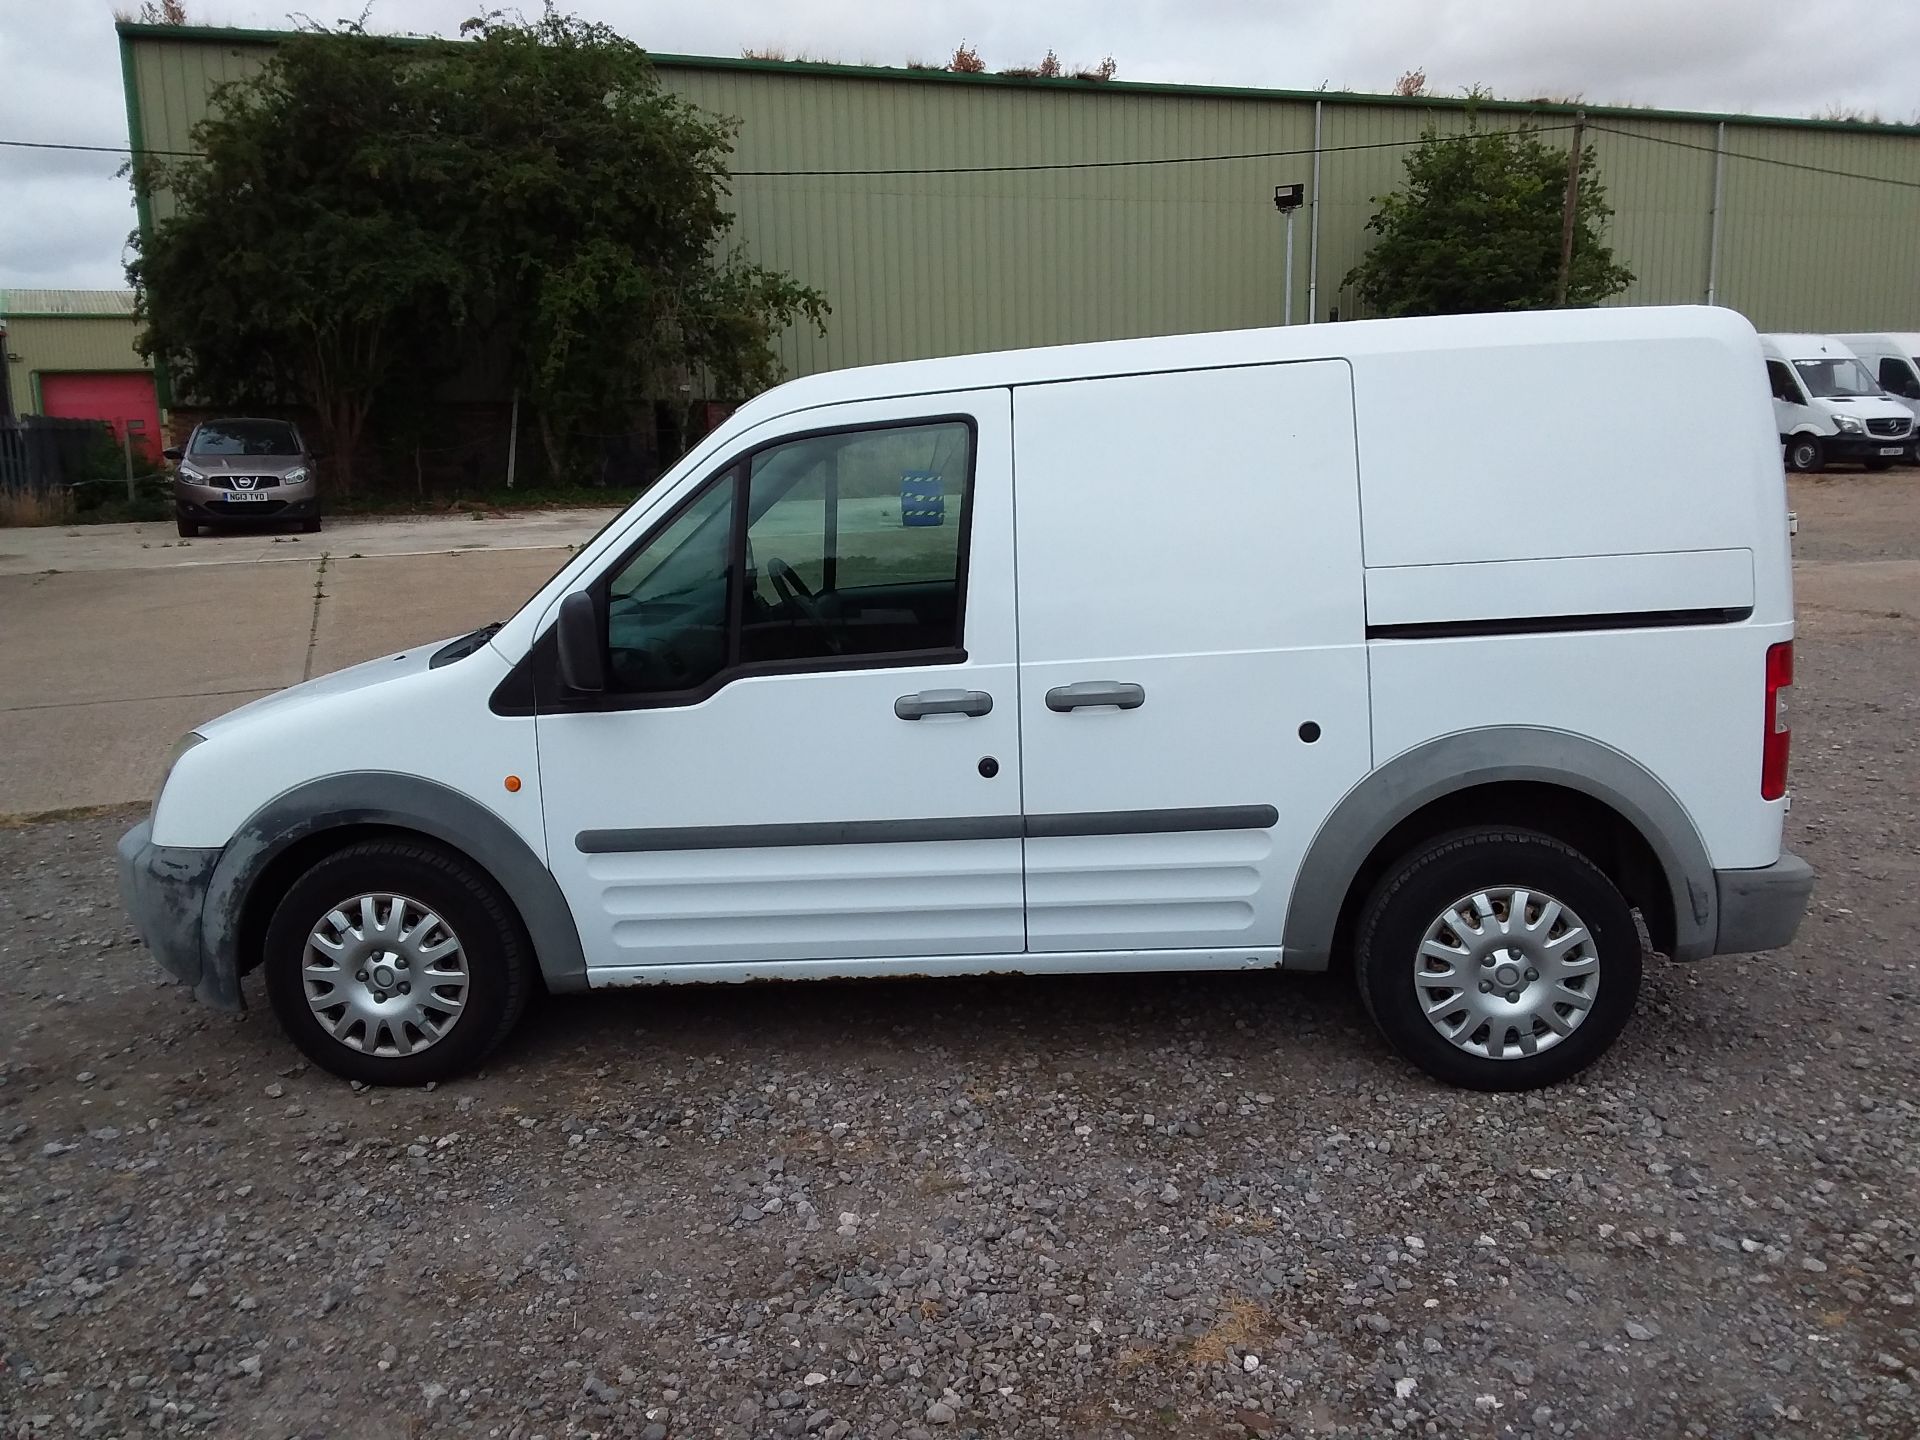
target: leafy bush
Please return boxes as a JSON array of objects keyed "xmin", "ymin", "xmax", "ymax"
[{"xmin": 1342, "ymin": 119, "xmax": 1633, "ymax": 316}]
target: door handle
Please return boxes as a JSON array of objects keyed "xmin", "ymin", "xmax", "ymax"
[
  {"xmin": 1045, "ymin": 681, "xmax": 1146, "ymax": 712},
  {"xmin": 895, "ymin": 689, "xmax": 994, "ymax": 720}
]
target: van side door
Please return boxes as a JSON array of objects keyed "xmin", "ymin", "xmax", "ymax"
[
  {"xmin": 1768, "ymin": 359, "xmax": 1813, "ymax": 436},
  {"xmin": 1010, "ymin": 362, "xmax": 1372, "ymax": 956},
  {"xmin": 531, "ymin": 391, "xmax": 1023, "ymax": 975}
]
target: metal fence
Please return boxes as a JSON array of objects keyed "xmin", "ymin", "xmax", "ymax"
[{"xmin": 0, "ymin": 416, "xmax": 115, "ymax": 496}]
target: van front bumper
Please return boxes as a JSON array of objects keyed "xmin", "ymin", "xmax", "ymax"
[
  {"xmin": 1714, "ymin": 849, "xmax": 1815, "ymax": 955},
  {"xmin": 175, "ymin": 493, "xmax": 319, "ymax": 522},
  {"xmin": 116, "ymin": 820, "xmax": 240, "ymax": 1009},
  {"xmin": 1824, "ymin": 434, "xmax": 1914, "ymax": 463}
]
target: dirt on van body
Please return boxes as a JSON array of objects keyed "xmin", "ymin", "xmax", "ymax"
[{"xmin": 3, "ymin": 475, "xmax": 1918, "ymax": 1440}]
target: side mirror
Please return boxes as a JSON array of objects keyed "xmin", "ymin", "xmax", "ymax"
[
  {"xmin": 555, "ymin": 591, "xmax": 605, "ymax": 693},
  {"xmin": 163, "ymin": 447, "xmax": 182, "ymax": 462}
]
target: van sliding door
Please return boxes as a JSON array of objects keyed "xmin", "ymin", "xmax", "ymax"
[{"xmin": 1010, "ymin": 362, "xmax": 1372, "ymax": 957}]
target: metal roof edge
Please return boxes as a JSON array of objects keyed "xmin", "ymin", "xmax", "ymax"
[{"xmin": 112, "ymin": 21, "xmax": 1920, "ymax": 140}]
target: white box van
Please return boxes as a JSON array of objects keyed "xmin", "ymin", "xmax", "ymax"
[
  {"xmin": 1761, "ymin": 332, "xmax": 1915, "ymax": 472},
  {"xmin": 119, "ymin": 306, "xmax": 1812, "ymax": 1092},
  {"xmin": 1836, "ymin": 333, "xmax": 1920, "ymax": 457}
]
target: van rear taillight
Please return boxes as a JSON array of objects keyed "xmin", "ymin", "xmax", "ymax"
[{"xmin": 1762, "ymin": 641, "xmax": 1793, "ymax": 800}]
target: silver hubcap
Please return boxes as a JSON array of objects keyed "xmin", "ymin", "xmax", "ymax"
[
  {"xmin": 1414, "ymin": 886, "xmax": 1599, "ymax": 1061},
  {"xmin": 303, "ymin": 893, "xmax": 469, "ymax": 1057}
]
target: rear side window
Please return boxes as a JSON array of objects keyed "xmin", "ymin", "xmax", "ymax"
[
  {"xmin": 1766, "ymin": 361, "xmax": 1803, "ymax": 406},
  {"xmin": 741, "ymin": 422, "xmax": 971, "ymax": 665}
]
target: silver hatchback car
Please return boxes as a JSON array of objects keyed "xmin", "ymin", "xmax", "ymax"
[{"xmin": 166, "ymin": 418, "xmax": 321, "ymax": 537}]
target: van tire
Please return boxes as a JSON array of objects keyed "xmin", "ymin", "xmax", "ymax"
[
  {"xmin": 1354, "ymin": 827, "xmax": 1643, "ymax": 1091},
  {"xmin": 1785, "ymin": 434, "xmax": 1824, "ymax": 473},
  {"xmin": 263, "ymin": 839, "xmax": 534, "ymax": 1085}
]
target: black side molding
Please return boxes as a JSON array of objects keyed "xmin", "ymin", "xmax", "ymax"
[
  {"xmin": 577, "ymin": 804, "xmax": 1279, "ymax": 855},
  {"xmin": 1367, "ymin": 606, "xmax": 1753, "ymax": 642},
  {"xmin": 1024, "ymin": 804, "xmax": 1277, "ymax": 838}
]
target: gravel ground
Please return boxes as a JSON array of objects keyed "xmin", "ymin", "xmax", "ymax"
[{"xmin": 4, "ymin": 484, "xmax": 1918, "ymax": 1439}]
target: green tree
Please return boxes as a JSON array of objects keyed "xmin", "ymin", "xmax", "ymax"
[
  {"xmin": 130, "ymin": 6, "xmax": 827, "ymax": 488},
  {"xmin": 440, "ymin": 9, "xmax": 827, "ymax": 479},
  {"xmin": 1342, "ymin": 119, "xmax": 1634, "ymax": 316},
  {"xmin": 129, "ymin": 29, "xmax": 470, "ymax": 487}
]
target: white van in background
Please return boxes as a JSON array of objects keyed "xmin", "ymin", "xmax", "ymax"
[
  {"xmin": 1761, "ymin": 332, "xmax": 1915, "ymax": 472},
  {"xmin": 119, "ymin": 306, "xmax": 1812, "ymax": 1093},
  {"xmin": 1837, "ymin": 333, "xmax": 1920, "ymax": 460}
]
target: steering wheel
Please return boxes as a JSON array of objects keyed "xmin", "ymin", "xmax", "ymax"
[{"xmin": 766, "ymin": 557, "xmax": 844, "ymax": 654}]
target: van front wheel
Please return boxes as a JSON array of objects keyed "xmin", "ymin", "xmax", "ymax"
[
  {"xmin": 1786, "ymin": 435, "xmax": 1824, "ymax": 473},
  {"xmin": 263, "ymin": 839, "xmax": 534, "ymax": 1084},
  {"xmin": 1355, "ymin": 828, "xmax": 1642, "ymax": 1091}
]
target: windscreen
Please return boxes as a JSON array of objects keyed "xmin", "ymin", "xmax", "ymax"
[
  {"xmin": 190, "ymin": 420, "xmax": 300, "ymax": 456},
  {"xmin": 1792, "ymin": 357, "xmax": 1879, "ymax": 399}
]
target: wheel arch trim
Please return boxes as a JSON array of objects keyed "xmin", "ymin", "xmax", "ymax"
[
  {"xmin": 1282, "ymin": 727, "xmax": 1717, "ymax": 970},
  {"xmin": 204, "ymin": 771, "xmax": 588, "ymax": 1001}
]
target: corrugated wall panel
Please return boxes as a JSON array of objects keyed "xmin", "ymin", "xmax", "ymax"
[
  {"xmin": 1714, "ymin": 126, "xmax": 1920, "ymax": 330},
  {"xmin": 5, "ymin": 316, "xmax": 149, "ymax": 412},
  {"xmin": 125, "ymin": 33, "xmax": 1920, "ymax": 378}
]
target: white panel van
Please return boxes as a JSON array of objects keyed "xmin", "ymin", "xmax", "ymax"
[
  {"xmin": 1760, "ymin": 332, "xmax": 1915, "ymax": 472},
  {"xmin": 119, "ymin": 306, "xmax": 1812, "ymax": 1092},
  {"xmin": 1836, "ymin": 333, "xmax": 1920, "ymax": 458}
]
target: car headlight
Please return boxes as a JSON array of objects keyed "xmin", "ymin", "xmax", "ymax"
[
  {"xmin": 156, "ymin": 732, "xmax": 205, "ymax": 808},
  {"xmin": 284, "ymin": 467, "xmax": 309, "ymax": 484},
  {"xmin": 177, "ymin": 462, "xmax": 206, "ymax": 482},
  {"xmin": 1834, "ymin": 415, "xmax": 1864, "ymax": 434}
]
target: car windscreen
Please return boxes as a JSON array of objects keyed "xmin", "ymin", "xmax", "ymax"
[
  {"xmin": 1792, "ymin": 357, "xmax": 1880, "ymax": 399},
  {"xmin": 190, "ymin": 421, "xmax": 300, "ymax": 456}
]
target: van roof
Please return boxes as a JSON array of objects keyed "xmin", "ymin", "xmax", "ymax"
[
  {"xmin": 1838, "ymin": 332, "xmax": 1920, "ymax": 351},
  {"xmin": 1760, "ymin": 333, "xmax": 1861, "ymax": 357},
  {"xmin": 736, "ymin": 305, "xmax": 1761, "ymax": 425}
]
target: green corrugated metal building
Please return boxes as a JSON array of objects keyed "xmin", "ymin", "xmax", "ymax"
[
  {"xmin": 0, "ymin": 290, "xmax": 160, "ymax": 455},
  {"xmin": 118, "ymin": 21, "xmax": 1920, "ymax": 394},
  {"xmin": 0, "ymin": 290, "xmax": 148, "ymax": 415}
]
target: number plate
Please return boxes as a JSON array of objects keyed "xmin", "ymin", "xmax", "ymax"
[
  {"xmin": 224, "ymin": 490, "xmax": 270, "ymax": 503},
  {"xmin": 1880, "ymin": 446, "xmax": 1906, "ymax": 457}
]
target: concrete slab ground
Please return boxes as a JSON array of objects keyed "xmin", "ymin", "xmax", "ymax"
[
  {"xmin": 308, "ymin": 547, "xmax": 571, "ymax": 675},
  {"xmin": 0, "ymin": 510, "xmax": 611, "ymax": 816}
]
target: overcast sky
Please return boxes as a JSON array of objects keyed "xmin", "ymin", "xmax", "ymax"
[{"xmin": 4, "ymin": 0, "xmax": 1918, "ymax": 290}]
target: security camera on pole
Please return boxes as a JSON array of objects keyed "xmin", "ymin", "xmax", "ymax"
[{"xmin": 1274, "ymin": 183, "xmax": 1305, "ymax": 325}]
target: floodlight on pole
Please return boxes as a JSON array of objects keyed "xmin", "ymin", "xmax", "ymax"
[{"xmin": 1274, "ymin": 183, "xmax": 1305, "ymax": 325}]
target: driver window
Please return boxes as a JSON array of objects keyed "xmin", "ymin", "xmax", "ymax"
[
  {"xmin": 1767, "ymin": 361, "xmax": 1802, "ymax": 406},
  {"xmin": 740, "ymin": 421, "xmax": 972, "ymax": 666},
  {"xmin": 1879, "ymin": 358, "xmax": 1920, "ymax": 399},
  {"xmin": 604, "ymin": 473, "xmax": 737, "ymax": 694}
]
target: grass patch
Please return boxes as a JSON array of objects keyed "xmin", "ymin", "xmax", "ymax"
[
  {"xmin": 2, "ymin": 482, "xmax": 172, "ymax": 527},
  {"xmin": 1186, "ymin": 1297, "xmax": 1272, "ymax": 1368},
  {"xmin": 0, "ymin": 489, "xmax": 74, "ymax": 527},
  {"xmin": 75, "ymin": 492, "xmax": 172, "ymax": 525}
]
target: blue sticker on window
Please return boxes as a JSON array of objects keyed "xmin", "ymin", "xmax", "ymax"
[{"xmin": 900, "ymin": 471, "xmax": 946, "ymax": 527}]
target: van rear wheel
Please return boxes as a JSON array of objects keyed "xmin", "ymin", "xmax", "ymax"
[
  {"xmin": 1355, "ymin": 828, "xmax": 1643, "ymax": 1091},
  {"xmin": 263, "ymin": 839, "xmax": 533, "ymax": 1084},
  {"xmin": 1786, "ymin": 435, "xmax": 1824, "ymax": 473}
]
